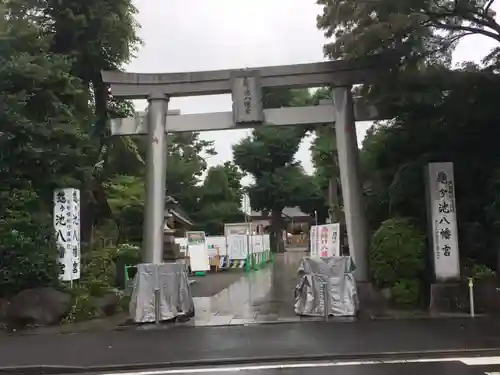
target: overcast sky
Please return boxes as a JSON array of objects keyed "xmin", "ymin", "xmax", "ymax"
[{"xmin": 128, "ymin": 0, "xmax": 500, "ymax": 187}]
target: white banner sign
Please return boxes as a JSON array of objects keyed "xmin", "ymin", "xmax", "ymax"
[
  {"xmin": 427, "ymin": 162, "xmax": 460, "ymax": 281},
  {"xmin": 53, "ymin": 188, "xmax": 80, "ymax": 281},
  {"xmin": 186, "ymin": 231, "xmax": 210, "ymax": 272},
  {"xmin": 310, "ymin": 223, "xmax": 340, "ymax": 258}
]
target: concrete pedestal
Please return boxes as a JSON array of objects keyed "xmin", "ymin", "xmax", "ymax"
[
  {"xmin": 429, "ymin": 283, "xmax": 465, "ymax": 314},
  {"xmin": 356, "ymin": 282, "xmax": 387, "ymax": 317}
]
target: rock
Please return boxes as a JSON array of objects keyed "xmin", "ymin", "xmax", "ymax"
[
  {"xmin": 7, "ymin": 287, "xmax": 71, "ymax": 327},
  {"xmin": 96, "ymin": 290, "xmax": 121, "ymax": 317}
]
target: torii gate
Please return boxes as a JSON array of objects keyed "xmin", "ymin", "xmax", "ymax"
[{"xmin": 102, "ymin": 56, "xmax": 389, "ymax": 282}]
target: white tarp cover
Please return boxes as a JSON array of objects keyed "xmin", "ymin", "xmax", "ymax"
[
  {"xmin": 294, "ymin": 256, "xmax": 359, "ymax": 317},
  {"xmin": 129, "ymin": 263, "xmax": 194, "ymax": 323}
]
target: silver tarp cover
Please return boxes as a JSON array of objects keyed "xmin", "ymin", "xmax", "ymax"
[
  {"xmin": 294, "ymin": 256, "xmax": 359, "ymax": 317},
  {"xmin": 129, "ymin": 263, "xmax": 194, "ymax": 323}
]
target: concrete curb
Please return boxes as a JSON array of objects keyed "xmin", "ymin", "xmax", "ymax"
[{"xmin": 2, "ymin": 348, "xmax": 500, "ymax": 374}]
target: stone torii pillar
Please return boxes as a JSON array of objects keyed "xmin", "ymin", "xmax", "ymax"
[
  {"xmin": 332, "ymin": 87, "xmax": 369, "ymax": 281},
  {"xmin": 142, "ymin": 94, "xmax": 169, "ymax": 264}
]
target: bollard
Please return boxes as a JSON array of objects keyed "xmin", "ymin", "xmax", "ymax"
[
  {"xmin": 468, "ymin": 277, "xmax": 475, "ymax": 318},
  {"xmin": 321, "ymin": 281, "xmax": 329, "ymax": 321},
  {"xmin": 154, "ymin": 289, "xmax": 160, "ymax": 324}
]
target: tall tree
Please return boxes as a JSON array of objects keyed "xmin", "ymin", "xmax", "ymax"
[
  {"xmin": 0, "ymin": 2, "xmax": 94, "ymax": 296},
  {"xmin": 315, "ymin": 0, "xmax": 499, "ymax": 64},
  {"xmin": 221, "ymin": 161, "xmax": 245, "ymax": 205},
  {"xmin": 233, "ymin": 88, "xmax": 315, "ymax": 252},
  {"xmin": 194, "ymin": 166, "xmax": 244, "ymax": 235}
]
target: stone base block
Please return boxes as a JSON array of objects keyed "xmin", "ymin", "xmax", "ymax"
[
  {"xmin": 356, "ymin": 282, "xmax": 387, "ymax": 315},
  {"xmin": 429, "ymin": 282, "xmax": 466, "ymax": 314}
]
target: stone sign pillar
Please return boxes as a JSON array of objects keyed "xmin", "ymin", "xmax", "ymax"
[
  {"xmin": 332, "ymin": 86, "xmax": 369, "ymax": 282},
  {"xmin": 426, "ymin": 162, "xmax": 461, "ymax": 280},
  {"xmin": 426, "ymin": 162, "xmax": 461, "ymax": 312}
]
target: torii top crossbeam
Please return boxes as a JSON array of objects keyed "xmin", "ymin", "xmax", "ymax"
[{"xmin": 101, "ymin": 55, "xmax": 393, "ymax": 99}]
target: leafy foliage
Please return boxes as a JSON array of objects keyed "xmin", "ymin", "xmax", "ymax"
[
  {"xmin": 233, "ymin": 88, "xmax": 319, "ymax": 251},
  {"xmin": 0, "ymin": 191, "xmax": 62, "ymax": 298},
  {"xmin": 390, "ymin": 279, "xmax": 421, "ymax": 308},
  {"xmin": 80, "ymin": 247, "xmax": 117, "ymax": 297},
  {"xmin": 193, "ymin": 165, "xmax": 245, "ymax": 235},
  {"xmin": 0, "ymin": 4, "xmax": 93, "ymax": 297},
  {"xmin": 369, "ymin": 217, "xmax": 426, "ymax": 288}
]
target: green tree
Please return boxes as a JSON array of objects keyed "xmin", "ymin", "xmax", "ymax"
[
  {"xmin": 222, "ymin": 161, "xmax": 245, "ymax": 205},
  {"xmin": 233, "ymin": 88, "xmax": 317, "ymax": 252},
  {"xmin": 0, "ymin": 3, "xmax": 94, "ymax": 296},
  {"xmin": 194, "ymin": 166, "xmax": 245, "ymax": 235},
  {"xmin": 133, "ymin": 132, "xmax": 216, "ymax": 220},
  {"xmin": 316, "ymin": 0, "xmax": 500, "ymax": 65},
  {"xmin": 104, "ymin": 175, "xmax": 144, "ymax": 244}
]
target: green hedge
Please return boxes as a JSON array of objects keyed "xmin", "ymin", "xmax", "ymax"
[{"xmin": 369, "ymin": 217, "xmax": 426, "ymax": 307}]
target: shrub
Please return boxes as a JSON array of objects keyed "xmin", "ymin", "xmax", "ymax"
[
  {"xmin": 468, "ymin": 263, "xmax": 496, "ymax": 281},
  {"xmin": 390, "ymin": 279, "xmax": 421, "ymax": 307},
  {"xmin": 80, "ymin": 247, "xmax": 117, "ymax": 297},
  {"xmin": 369, "ymin": 217, "xmax": 426, "ymax": 288},
  {"xmin": 116, "ymin": 243, "xmax": 141, "ymax": 266},
  {"xmin": 0, "ymin": 190, "xmax": 62, "ymax": 298},
  {"xmin": 63, "ymin": 286, "xmax": 100, "ymax": 323}
]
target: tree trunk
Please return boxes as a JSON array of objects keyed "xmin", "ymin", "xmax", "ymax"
[{"xmin": 270, "ymin": 208, "xmax": 285, "ymax": 253}]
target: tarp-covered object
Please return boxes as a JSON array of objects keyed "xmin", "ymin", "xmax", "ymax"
[
  {"xmin": 130, "ymin": 263, "xmax": 194, "ymax": 323},
  {"xmin": 294, "ymin": 256, "xmax": 359, "ymax": 317}
]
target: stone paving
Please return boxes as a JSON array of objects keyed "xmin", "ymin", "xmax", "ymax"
[{"xmin": 184, "ymin": 251, "xmax": 329, "ymax": 326}]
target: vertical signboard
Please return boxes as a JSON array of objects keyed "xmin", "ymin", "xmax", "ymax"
[
  {"xmin": 186, "ymin": 231, "xmax": 210, "ymax": 272},
  {"xmin": 53, "ymin": 188, "xmax": 80, "ymax": 281},
  {"xmin": 427, "ymin": 162, "xmax": 460, "ymax": 281},
  {"xmin": 310, "ymin": 223, "xmax": 340, "ymax": 258}
]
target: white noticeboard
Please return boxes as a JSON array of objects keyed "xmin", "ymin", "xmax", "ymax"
[
  {"xmin": 53, "ymin": 188, "xmax": 81, "ymax": 281},
  {"xmin": 227, "ymin": 235, "xmax": 248, "ymax": 259},
  {"xmin": 310, "ymin": 223, "xmax": 340, "ymax": 258},
  {"xmin": 186, "ymin": 231, "xmax": 210, "ymax": 272},
  {"xmin": 427, "ymin": 162, "xmax": 460, "ymax": 281},
  {"xmin": 250, "ymin": 235, "xmax": 264, "ymax": 254},
  {"xmin": 206, "ymin": 236, "xmax": 227, "ymax": 257}
]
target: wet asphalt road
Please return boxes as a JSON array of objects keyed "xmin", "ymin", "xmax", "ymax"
[
  {"xmin": 2, "ymin": 318, "xmax": 500, "ymax": 371},
  {"xmin": 142, "ymin": 362, "xmax": 477, "ymax": 375},
  {"xmin": 66, "ymin": 361, "xmax": 495, "ymax": 375}
]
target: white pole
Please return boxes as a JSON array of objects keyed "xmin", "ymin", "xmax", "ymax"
[
  {"xmin": 244, "ymin": 196, "xmax": 250, "ymax": 268},
  {"xmin": 468, "ymin": 278, "xmax": 475, "ymax": 318},
  {"xmin": 314, "ymin": 210, "xmax": 318, "ymax": 257}
]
